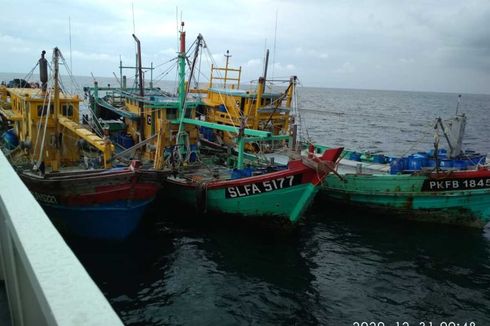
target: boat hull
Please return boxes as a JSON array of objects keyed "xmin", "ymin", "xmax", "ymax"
[
  {"xmin": 42, "ymin": 199, "xmax": 153, "ymax": 239},
  {"xmin": 19, "ymin": 169, "xmax": 159, "ymax": 239},
  {"xmin": 322, "ymin": 170, "xmax": 490, "ymax": 228},
  {"xmin": 164, "ymin": 177, "xmax": 319, "ymax": 223},
  {"xmin": 161, "ymin": 148, "xmax": 343, "ymax": 224}
]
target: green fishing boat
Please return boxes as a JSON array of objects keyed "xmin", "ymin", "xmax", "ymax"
[
  {"xmin": 158, "ymin": 23, "xmax": 343, "ymax": 223},
  {"xmin": 164, "ymin": 147, "xmax": 342, "ymax": 223},
  {"xmin": 321, "ymin": 112, "xmax": 490, "ymax": 228},
  {"xmin": 323, "ymin": 170, "xmax": 490, "ymax": 227}
]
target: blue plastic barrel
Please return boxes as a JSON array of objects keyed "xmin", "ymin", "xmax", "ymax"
[
  {"xmin": 385, "ymin": 156, "xmax": 396, "ymax": 164},
  {"xmin": 427, "ymin": 159, "xmax": 437, "ymax": 168},
  {"xmin": 372, "ymin": 154, "xmax": 386, "ymax": 164},
  {"xmin": 407, "ymin": 153, "xmax": 428, "ymax": 171},
  {"xmin": 118, "ymin": 133, "xmax": 134, "ymax": 149},
  {"xmin": 349, "ymin": 152, "xmax": 361, "ymax": 161},
  {"xmin": 452, "ymin": 160, "xmax": 467, "ymax": 170},
  {"xmin": 231, "ymin": 168, "xmax": 254, "ymax": 179},
  {"xmin": 189, "ymin": 144, "xmax": 198, "ymax": 162},
  {"xmin": 2, "ymin": 130, "xmax": 19, "ymax": 150},
  {"xmin": 439, "ymin": 159, "xmax": 454, "ymax": 169},
  {"xmin": 473, "ymin": 155, "xmax": 486, "ymax": 165},
  {"xmin": 231, "ymin": 169, "xmax": 241, "ymax": 179},
  {"xmin": 390, "ymin": 158, "xmax": 407, "ymax": 174},
  {"xmin": 200, "ymin": 127, "xmax": 215, "ymax": 142}
]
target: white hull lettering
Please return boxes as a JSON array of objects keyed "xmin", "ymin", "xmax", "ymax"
[
  {"xmin": 32, "ymin": 192, "xmax": 58, "ymax": 204},
  {"xmin": 423, "ymin": 177, "xmax": 490, "ymax": 192},
  {"xmin": 225, "ymin": 174, "xmax": 303, "ymax": 198}
]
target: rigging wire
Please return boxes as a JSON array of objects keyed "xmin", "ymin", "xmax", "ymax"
[
  {"xmin": 201, "ymin": 39, "xmax": 240, "ymax": 129},
  {"xmin": 22, "ymin": 62, "xmax": 39, "ymax": 84}
]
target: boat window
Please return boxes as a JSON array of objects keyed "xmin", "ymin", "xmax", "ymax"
[
  {"xmin": 37, "ymin": 104, "xmax": 54, "ymax": 116},
  {"xmin": 158, "ymin": 110, "xmax": 161, "ymax": 119},
  {"xmin": 185, "ymin": 108, "xmax": 192, "ymax": 118},
  {"xmin": 62, "ymin": 104, "xmax": 74, "ymax": 116},
  {"xmin": 167, "ymin": 108, "xmax": 177, "ymax": 120}
]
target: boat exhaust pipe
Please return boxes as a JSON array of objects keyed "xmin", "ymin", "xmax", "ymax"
[{"xmin": 39, "ymin": 50, "xmax": 48, "ymax": 93}]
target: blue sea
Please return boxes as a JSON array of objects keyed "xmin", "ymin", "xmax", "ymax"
[{"xmin": 2, "ymin": 72, "xmax": 490, "ymax": 325}]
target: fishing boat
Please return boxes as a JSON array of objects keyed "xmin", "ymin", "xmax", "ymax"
[
  {"xmin": 320, "ymin": 112, "xmax": 490, "ymax": 228},
  {"xmin": 164, "ymin": 146, "xmax": 342, "ymax": 223},
  {"xmin": 0, "ymin": 48, "xmax": 161, "ymax": 239},
  {"xmin": 85, "ymin": 23, "xmax": 342, "ymax": 224},
  {"xmin": 83, "ymin": 33, "xmax": 203, "ymax": 165},
  {"xmin": 165, "ymin": 25, "xmax": 345, "ymax": 223}
]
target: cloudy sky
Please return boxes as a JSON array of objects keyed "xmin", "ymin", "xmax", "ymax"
[{"xmin": 1, "ymin": 0, "xmax": 489, "ymax": 94}]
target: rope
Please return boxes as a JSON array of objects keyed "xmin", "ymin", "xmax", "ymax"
[
  {"xmin": 36, "ymin": 88, "xmax": 52, "ymax": 169},
  {"xmin": 22, "ymin": 62, "xmax": 39, "ymax": 84},
  {"xmin": 32, "ymin": 75, "xmax": 54, "ymax": 162}
]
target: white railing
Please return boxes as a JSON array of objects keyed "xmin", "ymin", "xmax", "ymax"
[{"xmin": 0, "ymin": 152, "xmax": 123, "ymax": 326}]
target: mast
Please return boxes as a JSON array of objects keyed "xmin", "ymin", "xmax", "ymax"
[
  {"xmin": 224, "ymin": 50, "xmax": 231, "ymax": 88},
  {"xmin": 39, "ymin": 50, "xmax": 48, "ymax": 94},
  {"xmin": 174, "ymin": 24, "xmax": 204, "ymax": 163},
  {"xmin": 178, "ymin": 21, "xmax": 186, "ymax": 112},
  {"xmin": 119, "ymin": 56, "xmax": 123, "ymax": 87},
  {"xmin": 254, "ymin": 77, "xmax": 265, "ymax": 129},
  {"xmin": 263, "ymin": 49, "xmax": 269, "ymax": 85},
  {"xmin": 52, "ymin": 47, "xmax": 61, "ymax": 172},
  {"xmin": 132, "ymin": 34, "xmax": 145, "ymax": 141},
  {"xmin": 253, "ymin": 49, "xmax": 269, "ymax": 129},
  {"xmin": 286, "ymin": 76, "xmax": 296, "ymax": 108},
  {"xmin": 172, "ymin": 21, "xmax": 188, "ymax": 163},
  {"xmin": 283, "ymin": 75, "xmax": 297, "ymax": 134},
  {"xmin": 150, "ymin": 62, "xmax": 153, "ymax": 89}
]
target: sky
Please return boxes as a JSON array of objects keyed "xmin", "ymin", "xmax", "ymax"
[{"xmin": 1, "ymin": 0, "xmax": 489, "ymax": 94}]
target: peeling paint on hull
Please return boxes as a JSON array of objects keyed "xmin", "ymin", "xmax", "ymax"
[{"xmin": 322, "ymin": 171, "xmax": 490, "ymax": 228}]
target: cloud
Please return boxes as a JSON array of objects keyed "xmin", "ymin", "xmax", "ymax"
[
  {"xmin": 71, "ymin": 50, "xmax": 118, "ymax": 62},
  {"xmin": 294, "ymin": 47, "xmax": 328, "ymax": 59},
  {"xmin": 334, "ymin": 62, "xmax": 355, "ymax": 74},
  {"xmin": 159, "ymin": 48, "xmax": 177, "ymax": 56},
  {"xmin": 399, "ymin": 58, "xmax": 415, "ymax": 64},
  {"xmin": 245, "ymin": 58, "xmax": 261, "ymax": 67},
  {"xmin": 1, "ymin": 0, "xmax": 489, "ymax": 93}
]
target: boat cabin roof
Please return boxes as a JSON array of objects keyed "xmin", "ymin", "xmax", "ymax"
[
  {"xmin": 7, "ymin": 88, "xmax": 80, "ymax": 102},
  {"xmin": 208, "ymin": 87, "xmax": 283, "ymax": 99}
]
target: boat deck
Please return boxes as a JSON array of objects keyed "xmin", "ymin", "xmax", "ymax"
[{"xmin": 169, "ymin": 164, "xmax": 232, "ymax": 183}]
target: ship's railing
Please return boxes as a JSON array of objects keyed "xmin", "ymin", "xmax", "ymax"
[{"xmin": 0, "ymin": 152, "xmax": 123, "ymax": 325}]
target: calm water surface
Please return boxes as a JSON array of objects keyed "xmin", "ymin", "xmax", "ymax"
[
  {"xmin": 66, "ymin": 206, "xmax": 490, "ymax": 325},
  {"xmin": 67, "ymin": 86, "xmax": 490, "ymax": 325},
  {"xmin": 2, "ymin": 73, "xmax": 490, "ymax": 325}
]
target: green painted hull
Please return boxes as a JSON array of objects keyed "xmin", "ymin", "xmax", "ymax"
[
  {"xmin": 164, "ymin": 180, "xmax": 319, "ymax": 224},
  {"xmin": 322, "ymin": 173, "xmax": 490, "ymax": 228}
]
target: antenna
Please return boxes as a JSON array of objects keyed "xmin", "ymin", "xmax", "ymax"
[
  {"xmin": 271, "ymin": 9, "xmax": 278, "ymax": 80},
  {"xmin": 263, "ymin": 38, "xmax": 267, "ymax": 76},
  {"xmin": 176, "ymin": 6, "xmax": 179, "ymax": 49},
  {"xmin": 68, "ymin": 16, "xmax": 73, "ymax": 73},
  {"xmin": 132, "ymin": 2, "xmax": 136, "ymax": 34},
  {"xmin": 131, "ymin": 2, "xmax": 137, "ymax": 88}
]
